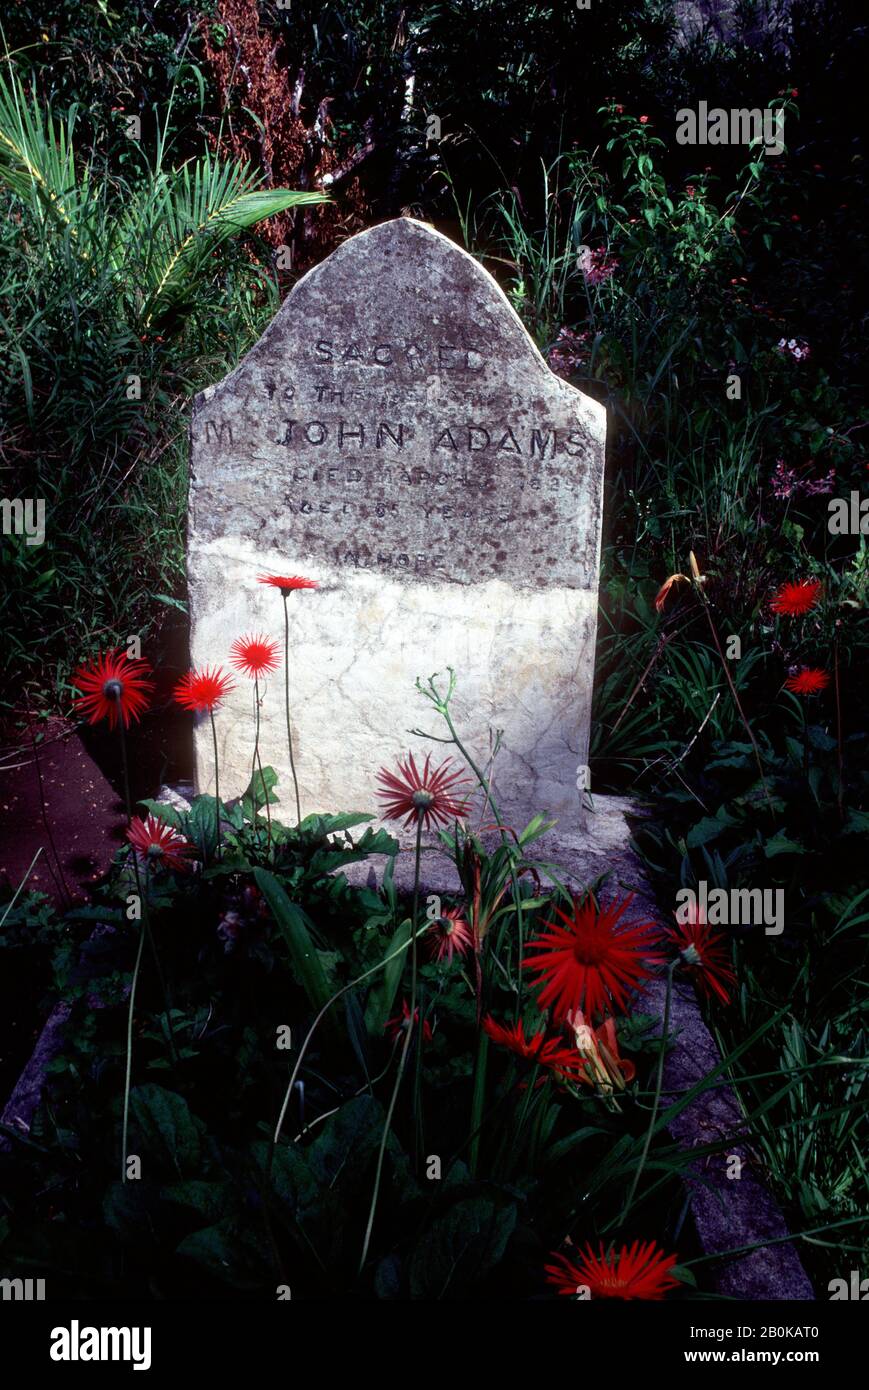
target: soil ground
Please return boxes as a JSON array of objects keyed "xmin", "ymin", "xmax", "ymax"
[{"xmin": 0, "ymin": 643, "xmax": 194, "ymax": 905}]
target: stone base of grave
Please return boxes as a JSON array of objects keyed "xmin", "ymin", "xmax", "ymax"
[{"xmin": 339, "ymin": 792, "xmax": 642, "ymax": 896}]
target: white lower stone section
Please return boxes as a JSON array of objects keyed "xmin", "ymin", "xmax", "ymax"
[{"xmin": 188, "ymin": 536, "xmax": 595, "ymax": 835}]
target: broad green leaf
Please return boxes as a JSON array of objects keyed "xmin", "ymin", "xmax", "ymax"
[
  {"xmin": 176, "ymin": 1218, "xmax": 272, "ymax": 1290},
  {"xmin": 254, "ymin": 869, "xmax": 333, "ymax": 1012},
  {"xmin": 138, "ymin": 798, "xmax": 185, "ymax": 833},
  {"xmin": 308, "ymin": 1095, "xmax": 384, "ymax": 1197},
  {"xmin": 161, "ymin": 1181, "xmax": 236, "ymax": 1223},
  {"xmin": 364, "ymin": 917, "xmax": 413, "ymax": 1036},
  {"xmin": 299, "ymin": 811, "xmax": 374, "ymax": 838},
  {"xmin": 129, "ymin": 1084, "xmax": 201, "ymax": 1176},
  {"xmin": 686, "ymin": 813, "xmax": 736, "ymax": 848},
  {"xmin": 764, "ymin": 835, "xmax": 807, "ymax": 858},
  {"xmin": 408, "ymin": 1197, "xmax": 517, "ymax": 1298}
]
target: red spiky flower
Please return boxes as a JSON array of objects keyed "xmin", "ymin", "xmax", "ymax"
[
  {"xmin": 523, "ymin": 893, "xmax": 657, "ymax": 1022},
  {"xmin": 770, "ymin": 578, "xmax": 822, "ymax": 616},
  {"xmin": 257, "ymin": 574, "xmax": 318, "ymax": 594},
  {"xmin": 72, "ymin": 649, "xmax": 153, "ymax": 730},
  {"xmin": 384, "ymin": 999, "xmax": 433, "ymax": 1045},
  {"xmin": 426, "ymin": 906, "xmax": 474, "ymax": 963},
  {"xmin": 784, "ymin": 667, "xmax": 830, "ymax": 695},
  {"xmin": 126, "ymin": 814, "xmax": 194, "ymax": 873},
  {"xmin": 377, "ymin": 753, "xmax": 471, "ymax": 831},
  {"xmin": 482, "ymin": 1015, "xmax": 585, "ymax": 1081},
  {"xmin": 545, "ymin": 1240, "xmax": 680, "ymax": 1300},
  {"xmin": 667, "ymin": 913, "xmax": 735, "ymax": 1006},
  {"xmin": 229, "ymin": 633, "xmax": 281, "ymax": 679},
  {"xmin": 174, "ymin": 665, "xmax": 236, "ymax": 713}
]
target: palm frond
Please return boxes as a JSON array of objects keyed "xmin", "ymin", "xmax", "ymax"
[
  {"xmin": 0, "ymin": 68, "xmax": 79, "ymax": 231},
  {"xmin": 133, "ymin": 152, "xmax": 328, "ymax": 326}
]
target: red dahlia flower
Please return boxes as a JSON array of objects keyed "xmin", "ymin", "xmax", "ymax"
[
  {"xmin": 126, "ymin": 814, "xmax": 194, "ymax": 873},
  {"xmin": 257, "ymin": 574, "xmax": 318, "ymax": 594},
  {"xmin": 667, "ymin": 915, "xmax": 735, "ymax": 1006},
  {"xmin": 174, "ymin": 665, "xmax": 235, "ymax": 713},
  {"xmin": 545, "ymin": 1240, "xmax": 680, "ymax": 1300},
  {"xmin": 377, "ymin": 753, "xmax": 470, "ymax": 831},
  {"xmin": 72, "ymin": 649, "xmax": 153, "ymax": 730},
  {"xmin": 384, "ymin": 999, "xmax": 433, "ymax": 1045},
  {"xmin": 482, "ymin": 1015, "xmax": 585, "ymax": 1081},
  {"xmin": 229, "ymin": 633, "xmax": 281, "ymax": 678},
  {"xmin": 770, "ymin": 578, "xmax": 822, "ymax": 616},
  {"xmin": 784, "ymin": 667, "xmax": 830, "ymax": 695},
  {"xmin": 426, "ymin": 907, "xmax": 474, "ymax": 963},
  {"xmin": 523, "ymin": 893, "xmax": 657, "ymax": 1022}
]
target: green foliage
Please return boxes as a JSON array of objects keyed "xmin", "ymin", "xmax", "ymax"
[
  {"xmin": 1, "ymin": 0, "xmax": 867, "ymax": 1301},
  {"xmin": 0, "ymin": 62, "xmax": 325, "ymax": 704}
]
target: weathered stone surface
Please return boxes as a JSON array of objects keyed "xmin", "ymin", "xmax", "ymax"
[{"xmin": 188, "ymin": 217, "xmax": 606, "ymax": 828}]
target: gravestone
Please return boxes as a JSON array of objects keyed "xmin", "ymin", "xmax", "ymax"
[{"xmin": 187, "ymin": 217, "xmax": 606, "ymax": 837}]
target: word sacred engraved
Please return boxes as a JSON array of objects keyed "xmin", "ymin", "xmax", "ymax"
[{"xmin": 312, "ymin": 339, "xmax": 486, "ymax": 371}]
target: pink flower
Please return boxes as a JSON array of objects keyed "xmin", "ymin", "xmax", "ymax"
[
  {"xmin": 425, "ymin": 907, "xmax": 474, "ymax": 963},
  {"xmin": 771, "ymin": 460, "xmax": 798, "ymax": 500},
  {"xmin": 776, "ymin": 336, "xmax": 811, "ymax": 362},
  {"xmin": 548, "ymin": 326, "xmax": 592, "ymax": 377},
  {"xmin": 578, "ymin": 246, "xmax": 619, "ymax": 287}
]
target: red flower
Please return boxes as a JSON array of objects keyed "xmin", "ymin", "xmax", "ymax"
[
  {"xmin": 567, "ymin": 1010, "xmax": 637, "ymax": 1090},
  {"xmin": 174, "ymin": 665, "xmax": 235, "ymax": 713},
  {"xmin": 545, "ymin": 1241, "xmax": 680, "ymax": 1300},
  {"xmin": 426, "ymin": 907, "xmax": 474, "ymax": 963},
  {"xmin": 654, "ymin": 571, "xmax": 690, "ymax": 611},
  {"xmin": 385, "ymin": 1000, "xmax": 432, "ymax": 1045},
  {"xmin": 784, "ymin": 667, "xmax": 830, "ymax": 695},
  {"xmin": 126, "ymin": 814, "xmax": 194, "ymax": 873},
  {"xmin": 482, "ymin": 1015, "xmax": 585, "ymax": 1081},
  {"xmin": 229, "ymin": 633, "xmax": 281, "ymax": 678},
  {"xmin": 667, "ymin": 913, "xmax": 735, "ymax": 1005},
  {"xmin": 770, "ymin": 579, "xmax": 822, "ymax": 616},
  {"xmin": 257, "ymin": 574, "xmax": 318, "ymax": 594},
  {"xmin": 639, "ymin": 115, "xmax": 649, "ymax": 124},
  {"xmin": 72, "ymin": 649, "xmax": 153, "ymax": 730},
  {"xmin": 377, "ymin": 753, "xmax": 470, "ymax": 831},
  {"xmin": 523, "ymin": 893, "xmax": 657, "ymax": 1022}
]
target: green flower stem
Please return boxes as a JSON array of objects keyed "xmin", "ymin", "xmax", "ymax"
[
  {"xmin": 116, "ymin": 703, "xmax": 178, "ymax": 1080},
  {"xmin": 209, "ymin": 707, "xmax": 222, "ymax": 863},
  {"xmin": 283, "ymin": 594, "xmax": 302, "ymax": 826},
  {"xmin": 359, "ymin": 820, "xmax": 424, "ymax": 1274},
  {"xmin": 251, "ymin": 676, "xmax": 272, "ymax": 849},
  {"xmin": 142, "ymin": 917, "xmax": 178, "ymax": 1070},
  {"xmin": 411, "ymin": 825, "xmax": 425, "ymax": 1164},
  {"xmin": 620, "ymin": 959, "xmax": 677, "ymax": 1225},
  {"xmin": 416, "ymin": 674, "xmax": 527, "ymax": 1022},
  {"xmin": 121, "ymin": 862, "xmax": 149, "ymax": 1183},
  {"xmin": 269, "ymin": 917, "xmax": 429, "ymax": 1165},
  {"xmin": 468, "ymin": 1026, "xmax": 489, "ymax": 1177},
  {"xmin": 698, "ymin": 593, "xmax": 771, "ymax": 813},
  {"xmin": 116, "ymin": 705, "xmax": 135, "ymax": 825}
]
